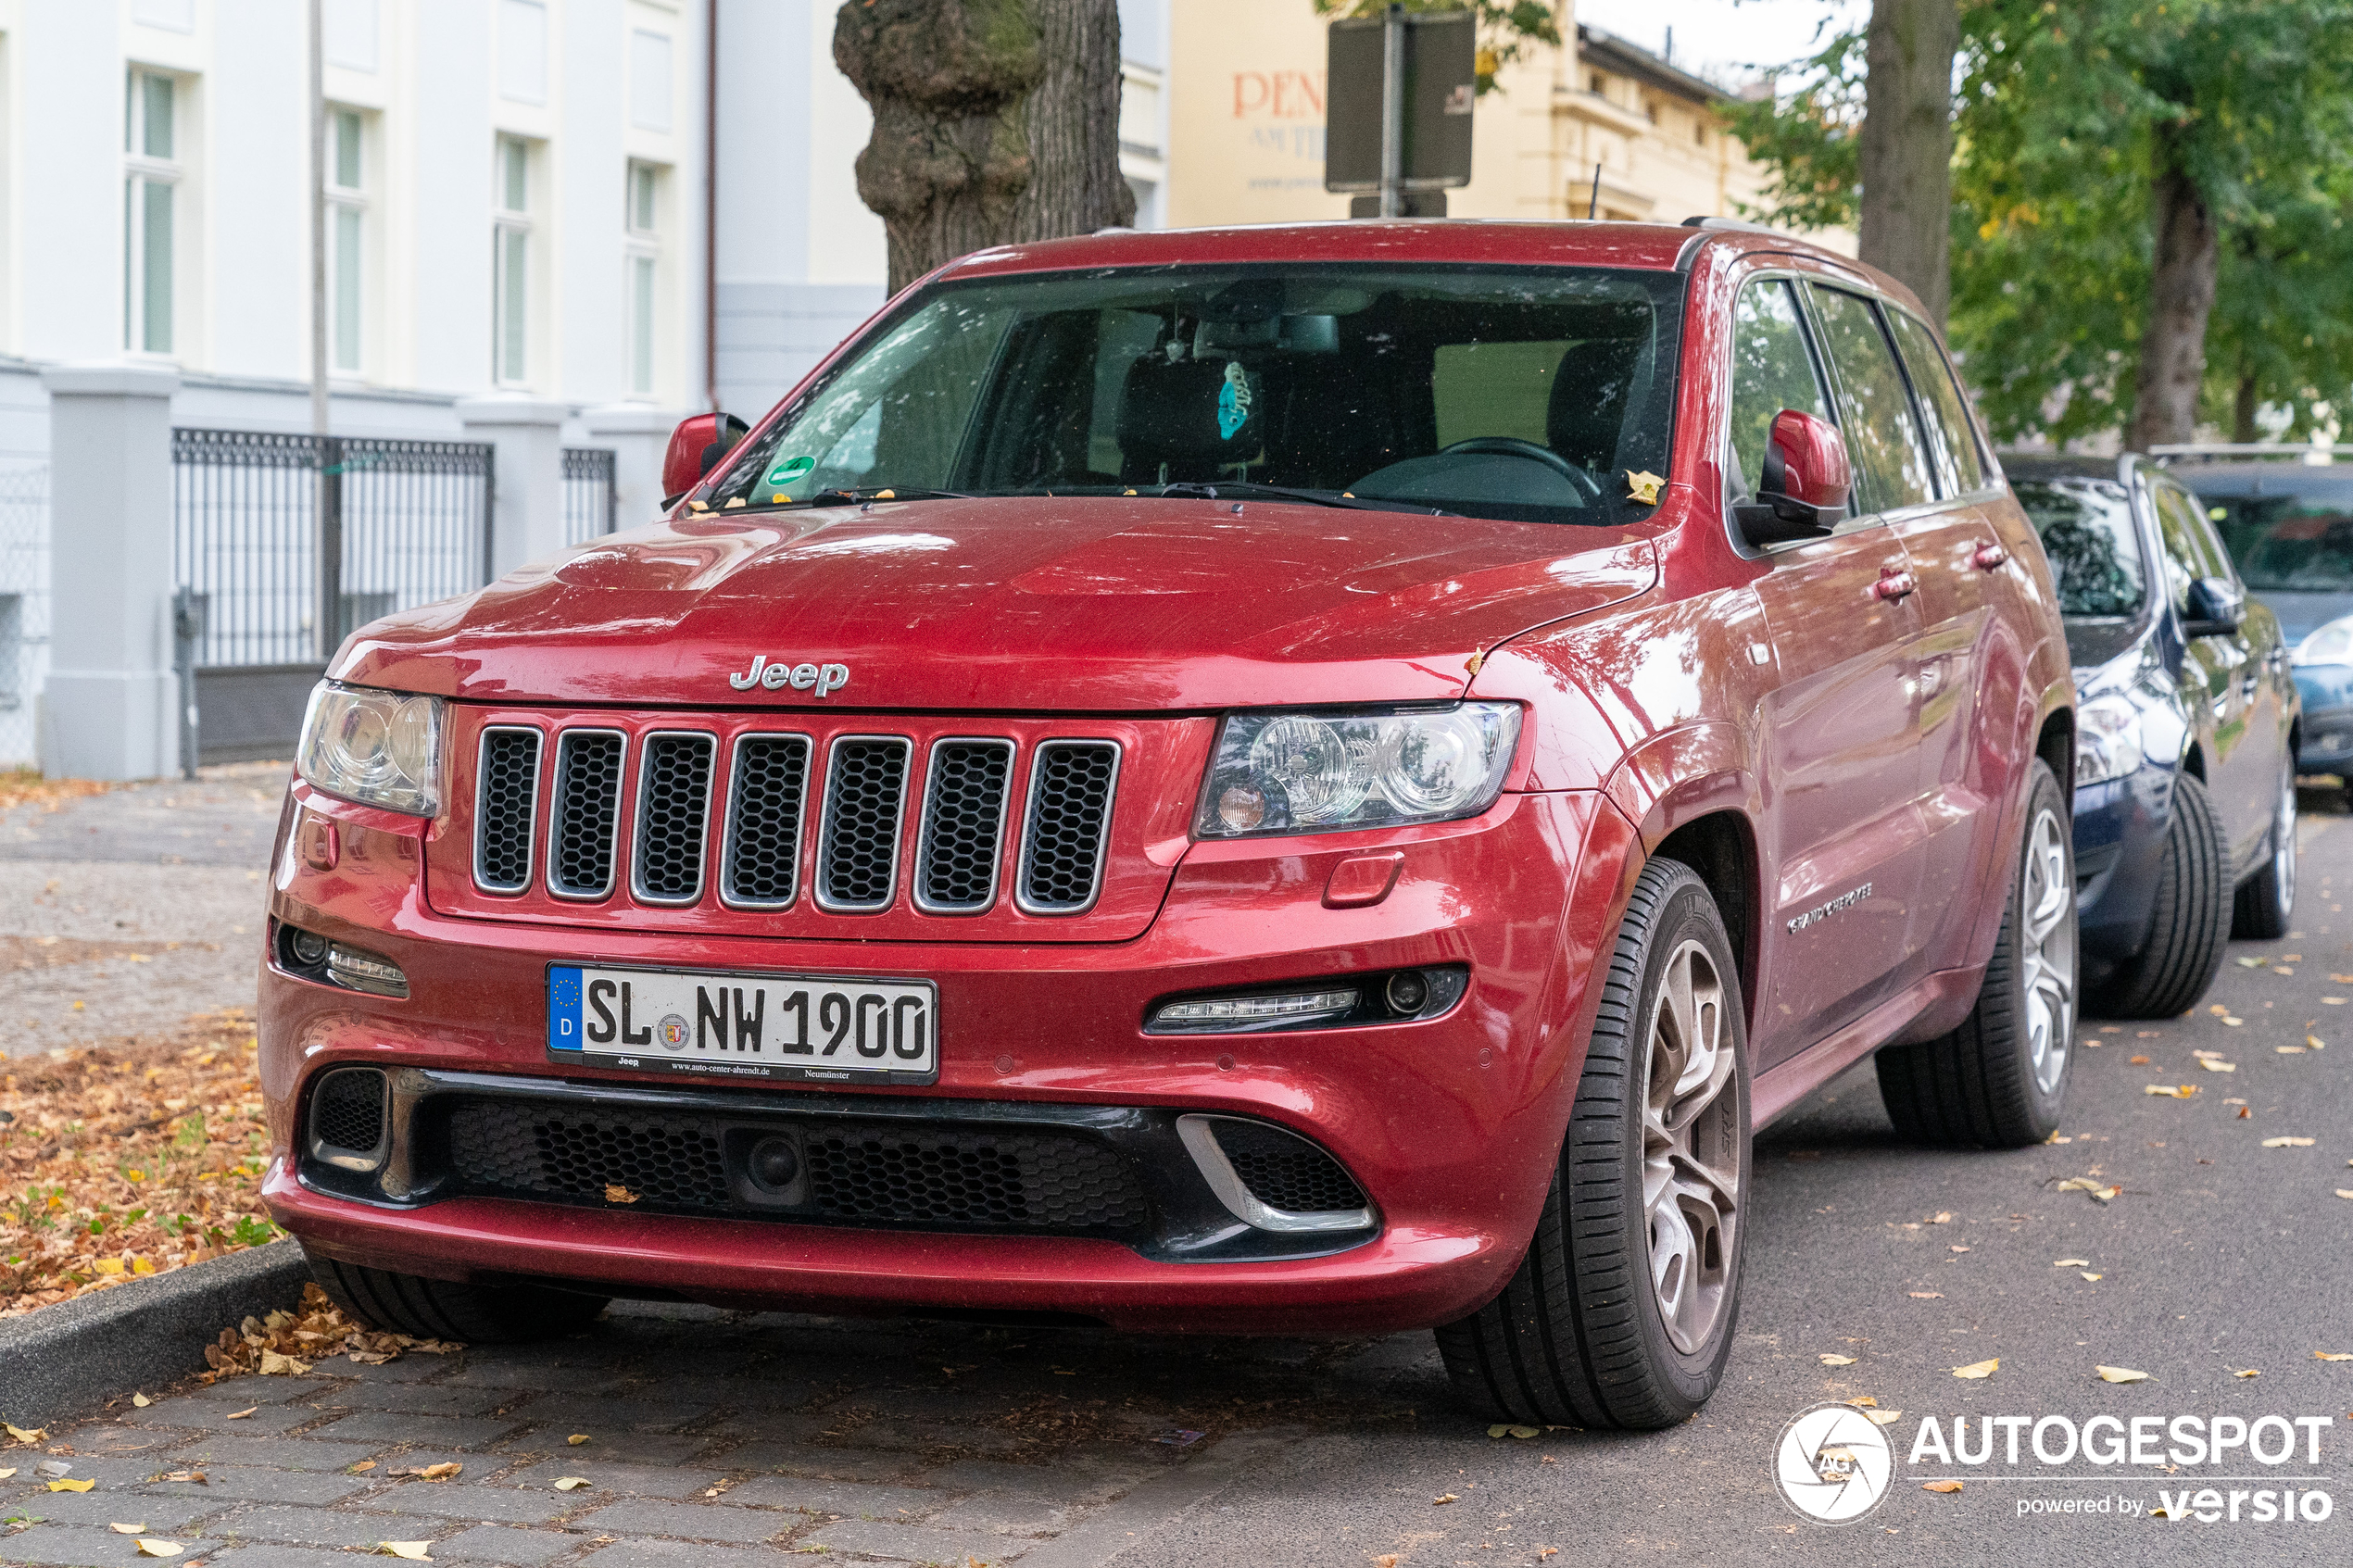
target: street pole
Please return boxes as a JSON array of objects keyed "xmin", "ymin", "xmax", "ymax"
[
  {"xmin": 1378, "ymin": 3, "xmax": 1403, "ymax": 218},
  {"xmin": 308, "ymin": 0, "xmax": 339, "ymax": 666}
]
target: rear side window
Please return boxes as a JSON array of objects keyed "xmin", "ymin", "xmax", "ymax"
[
  {"xmin": 1726, "ymin": 279, "xmax": 1835, "ymax": 509},
  {"xmin": 1808, "ymin": 286, "xmax": 1936, "ymax": 514},
  {"xmin": 2014, "ymin": 480, "xmax": 2143, "ymax": 616},
  {"xmin": 1886, "ymin": 309, "xmax": 1988, "ymax": 496}
]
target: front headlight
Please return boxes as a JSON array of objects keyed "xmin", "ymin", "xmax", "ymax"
[
  {"xmin": 296, "ymin": 683, "xmax": 443, "ymax": 816},
  {"xmin": 2074, "ymin": 690, "xmax": 2143, "ymax": 788},
  {"xmin": 2295, "ymin": 614, "xmax": 2353, "ymax": 669},
  {"xmin": 1194, "ymin": 703, "xmax": 1520, "ymax": 838}
]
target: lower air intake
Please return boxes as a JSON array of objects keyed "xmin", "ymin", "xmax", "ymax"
[
  {"xmin": 1212, "ymin": 1119, "xmax": 1368, "ymax": 1214},
  {"xmin": 309, "ymin": 1068, "xmax": 388, "ymax": 1162}
]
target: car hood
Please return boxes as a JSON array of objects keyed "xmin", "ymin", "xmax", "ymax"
[{"xmin": 333, "ymin": 497, "xmax": 1657, "ymax": 711}]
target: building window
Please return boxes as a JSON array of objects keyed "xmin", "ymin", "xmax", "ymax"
[
  {"xmin": 124, "ymin": 69, "xmax": 179, "ymax": 354},
  {"xmin": 493, "ymin": 136, "xmax": 531, "ymax": 385},
  {"xmin": 625, "ymin": 161, "xmax": 660, "ymax": 397},
  {"xmin": 327, "ymin": 107, "xmax": 367, "ymax": 373},
  {"xmin": 1588, "ymin": 71, "xmax": 1605, "ymax": 95}
]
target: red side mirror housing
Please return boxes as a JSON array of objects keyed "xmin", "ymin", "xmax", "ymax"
[
  {"xmin": 1734, "ymin": 408, "xmax": 1852, "ymax": 546},
  {"xmin": 661, "ymin": 412, "xmax": 749, "ymax": 505}
]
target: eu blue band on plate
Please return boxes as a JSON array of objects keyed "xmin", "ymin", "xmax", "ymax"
[{"xmin": 549, "ymin": 967, "xmax": 584, "ymax": 1051}]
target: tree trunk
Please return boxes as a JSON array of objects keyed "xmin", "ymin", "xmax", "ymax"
[
  {"xmin": 834, "ymin": 0, "xmax": 1045, "ymax": 295},
  {"xmin": 1013, "ymin": 0, "xmax": 1135, "ymax": 243},
  {"xmin": 1856, "ymin": 0, "xmax": 1958, "ymax": 323},
  {"xmin": 2127, "ymin": 130, "xmax": 2220, "ymax": 453},
  {"xmin": 2233, "ymin": 352, "xmax": 2259, "ymax": 445}
]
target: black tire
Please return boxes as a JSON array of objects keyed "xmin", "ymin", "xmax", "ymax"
[
  {"xmin": 306, "ymin": 1247, "xmax": 610, "ymax": 1343},
  {"xmin": 2231, "ymin": 762, "xmax": 2296, "ymax": 940},
  {"xmin": 1434, "ymin": 859, "xmax": 1749, "ymax": 1430},
  {"xmin": 2087, "ymin": 771, "xmax": 2229, "ymax": 1019},
  {"xmin": 1877, "ymin": 760, "xmax": 2076, "ymax": 1148}
]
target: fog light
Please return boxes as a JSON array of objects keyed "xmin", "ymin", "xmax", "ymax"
[
  {"xmin": 287, "ymin": 928, "xmax": 329, "ymax": 967},
  {"xmin": 1383, "ymin": 971, "xmax": 1428, "ymax": 1013},
  {"xmin": 326, "ymin": 942, "xmax": 409, "ymax": 998},
  {"xmin": 748, "ymin": 1135, "xmax": 800, "ymax": 1190},
  {"xmin": 1152, "ymin": 988, "xmax": 1357, "ymax": 1030}
]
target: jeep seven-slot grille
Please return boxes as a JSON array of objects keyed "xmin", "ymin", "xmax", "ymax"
[{"xmin": 471, "ymin": 721, "xmax": 1118, "ymax": 918}]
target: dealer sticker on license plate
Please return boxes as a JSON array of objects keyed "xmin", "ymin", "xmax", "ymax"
[{"xmin": 547, "ymin": 964, "xmax": 937, "ymax": 1085}]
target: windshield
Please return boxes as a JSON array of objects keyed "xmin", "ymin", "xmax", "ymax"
[
  {"xmin": 2014, "ymin": 479, "xmax": 2145, "ymax": 617},
  {"xmin": 705, "ymin": 264, "xmax": 1684, "ymax": 528},
  {"xmin": 2199, "ymin": 488, "xmax": 2353, "ymax": 592}
]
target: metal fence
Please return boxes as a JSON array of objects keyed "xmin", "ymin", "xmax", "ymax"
[
  {"xmin": 0, "ymin": 463, "xmax": 50, "ymax": 768},
  {"xmin": 562, "ymin": 446, "xmax": 617, "ymax": 545},
  {"xmin": 172, "ymin": 428, "xmax": 494, "ymax": 669}
]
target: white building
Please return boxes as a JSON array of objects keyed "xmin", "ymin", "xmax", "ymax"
[{"xmin": 0, "ymin": 0, "xmax": 1170, "ymax": 776}]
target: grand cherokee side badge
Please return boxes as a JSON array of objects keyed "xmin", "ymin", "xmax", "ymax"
[{"xmin": 728, "ymin": 657, "xmax": 850, "ymax": 696}]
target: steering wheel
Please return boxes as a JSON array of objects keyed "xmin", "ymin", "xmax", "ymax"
[{"xmin": 1439, "ymin": 437, "xmax": 1604, "ymax": 503}]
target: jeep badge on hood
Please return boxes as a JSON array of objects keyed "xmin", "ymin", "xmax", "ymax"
[{"xmin": 728, "ymin": 656, "xmax": 849, "ymax": 696}]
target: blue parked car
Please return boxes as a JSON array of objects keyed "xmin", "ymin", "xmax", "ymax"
[
  {"xmin": 2164, "ymin": 456, "xmax": 2353, "ymax": 784},
  {"xmin": 2007, "ymin": 456, "xmax": 2299, "ymax": 1018}
]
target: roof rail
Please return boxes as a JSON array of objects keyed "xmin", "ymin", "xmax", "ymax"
[
  {"xmin": 2151, "ymin": 443, "xmax": 2353, "ymax": 458},
  {"xmin": 1680, "ymin": 215, "xmax": 1783, "ymax": 236}
]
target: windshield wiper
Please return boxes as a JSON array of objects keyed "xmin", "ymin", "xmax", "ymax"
[{"xmin": 1152, "ymin": 481, "xmax": 1447, "ymax": 515}]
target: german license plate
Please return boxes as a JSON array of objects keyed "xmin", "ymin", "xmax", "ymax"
[{"xmin": 547, "ymin": 964, "xmax": 937, "ymax": 1085}]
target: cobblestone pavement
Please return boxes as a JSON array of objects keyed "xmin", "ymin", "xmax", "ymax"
[
  {"xmin": 0, "ymin": 1299, "xmax": 1406, "ymax": 1568},
  {"xmin": 0, "ymin": 766, "xmax": 283, "ymax": 1057}
]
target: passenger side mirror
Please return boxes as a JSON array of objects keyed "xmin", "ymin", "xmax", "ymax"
[
  {"xmin": 661, "ymin": 412, "xmax": 750, "ymax": 506},
  {"xmin": 1734, "ymin": 408, "xmax": 1852, "ymax": 548},
  {"xmin": 2181, "ymin": 575, "xmax": 2246, "ymax": 637}
]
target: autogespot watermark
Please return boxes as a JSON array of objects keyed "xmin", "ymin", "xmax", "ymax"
[{"xmin": 1775, "ymin": 1406, "xmax": 2339, "ymax": 1526}]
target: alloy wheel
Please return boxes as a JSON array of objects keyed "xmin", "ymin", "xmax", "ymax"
[
  {"xmin": 1641, "ymin": 938, "xmax": 1741, "ymax": 1355},
  {"xmin": 2020, "ymin": 805, "xmax": 2076, "ymax": 1097},
  {"xmin": 2275, "ymin": 767, "xmax": 2298, "ymax": 914}
]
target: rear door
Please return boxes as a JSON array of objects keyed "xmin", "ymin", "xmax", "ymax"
[{"xmin": 1733, "ymin": 276, "xmax": 1928, "ymax": 1062}]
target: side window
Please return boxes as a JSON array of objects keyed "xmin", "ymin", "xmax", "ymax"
[
  {"xmin": 1726, "ymin": 279, "xmax": 1834, "ymax": 507},
  {"xmin": 2147, "ymin": 479, "xmax": 2226, "ymax": 614},
  {"xmin": 1886, "ymin": 309, "xmax": 1988, "ymax": 496},
  {"xmin": 1807, "ymin": 286, "xmax": 1936, "ymax": 514}
]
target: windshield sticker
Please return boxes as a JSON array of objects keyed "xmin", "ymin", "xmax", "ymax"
[
  {"xmin": 765, "ymin": 455, "xmax": 816, "ymax": 487},
  {"xmin": 1218, "ymin": 362, "xmax": 1254, "ymax": 441}
]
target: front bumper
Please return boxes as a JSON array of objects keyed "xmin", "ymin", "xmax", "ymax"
[
  {"xmin": 2070, "ymin": 765, "xmax": 2177, "ymax": 968},
  {"xmin": 2295, "ymin": 691, "xmax": 2353, "ymax": 773},
  {"xmin": 259, "ymin": 782, "xmax": 1632, "ymax": 1333}
]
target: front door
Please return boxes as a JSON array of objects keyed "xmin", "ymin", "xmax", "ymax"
[{"xmin": 2151, "ymin": 476, "xmax": 2276, "ymax": 868}]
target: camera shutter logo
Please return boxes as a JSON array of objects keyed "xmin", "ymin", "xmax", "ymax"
[{"xmin": 1773, "ymin": 1402, "xmax": 1894, "ymax": 1524}]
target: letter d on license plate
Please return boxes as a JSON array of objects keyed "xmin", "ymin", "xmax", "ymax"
[{"xmin": 547, "ymin": 964, "xmax": 937, "ymax": 1085}]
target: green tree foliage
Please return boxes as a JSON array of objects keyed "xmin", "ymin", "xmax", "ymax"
[
  {"xmin": 1309, "ymin": 1, "xmax": 1561, "ymax": 94},
  {"xmin": 1728, "ymin": 1, "xmax": 2353, "ymax": 446}
]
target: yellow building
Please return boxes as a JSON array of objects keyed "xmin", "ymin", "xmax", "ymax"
[{"xmin": 1164, "ymin": 2, "xmax": 1836, "ymax": 244}]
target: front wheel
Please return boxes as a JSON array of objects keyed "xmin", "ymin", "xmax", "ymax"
[
  {"xmin": 2231, "ymin": 762, "xmax": 2296, "ymax": 940},
  {"xmin": 1435, "ymin": 858, "xmax": 1750, "ymax": 1429},
  {"xmin": 1877, "ymin": 759, "xmax": 2076, "ymax": 1147}
]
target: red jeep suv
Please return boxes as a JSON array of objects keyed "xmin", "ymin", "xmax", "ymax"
[{"xmin": 261, "ymin": 220, "xmax": 2074, "ymax": 1430}]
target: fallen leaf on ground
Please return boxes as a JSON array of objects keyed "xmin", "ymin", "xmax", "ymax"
[
  {"xmin": 1952, "ymin": 1359, "xmax": 1999, "ymax": 1379},
  {"xmin": 0, "ymin": 1468, "xmax": 12, "ymax": 1478},
  {"xmin": 1909, "ymin": 1291, "xmax": 1944, "ymax": 1298},
  {"xmin": 1819, "ymin": 1354, "xmax": 1858, "ymax": 1366},
  {"xmin": 603, "ymin": 1185, "xmax": 639, "ymax": 1204},
  {"xmin": 2222, "ymin": 1017, "xmax": 2244, "ymax": 1027},
  {"xmin": 6, "ymin": 1424, "xmax": 47, "ymax": 1444},
  {"xmin": 2316, "ymin": 1352, "xmax": 2353, "ymax": 1361},
  {"xmin": 2234, "ymin": 958, "xmax": 2265, "ymax": 969},
  {"xmin": 2211, "ymin": 1002, "xmax": 2232, "ymax": 1012},
  {"xmin": 2262, "ymin": 1136, "xmax": 2316, "ymax": 1148},
  {"xmin": 2335, "ymin": 1190, "xmax": 2353, "ymax": 1201},
  {"xmin": 132, "ymin": 1394, "xmax": 150, "ymax": 1408},
  {"xmin": 374, "ymin": 1545, "xmax": 433, "ymax": 1562},
  {"xmin": 2234, "ymin": 1369, "xmax": 2260, "ymax": 1379},
  {"xmin": 1930, "ymin": 1211, "xmax": 1953, "ymax": 1223},
  {"xmin": 554, "ymin": 1477, "xmax": 592, "ymax": 1490},
  {"xmin": 258, "ymin": 1350, "xmax": 312, "ymax": 1376},
  {"xmin": 223, "ymin": 1407, "xmax": 258, "ymax": 1420},
  {"xmin": 133, "ymin": 1542, "xmax": 182, "ymax": 1559},
  {"xmin": 1923, "ymin": 1480, "xmax": 1964, "ymax": 1493},
  {"xmin": 348, "ymin": 1461, "xmax": 376, "ymax": 1474},
  {"xmin": 1950, "ymin": 1245, "xmax": 1970, "ymax": 1253},
  {"xmin": 1864, "ymin": 1409, "xmax": 1904, "ymax": 1425},
  {"xmin": 390, "ymin": 1462, "xmax": 461, "ymax": 1481},
  {"xmin": 2095, "ymin": 1366, "xmax": 2149, "ymax": 1384},
  {"xmin": 1433, "ymin": 1492, "xmax": 1459, "ymax": 1505},
  {"xmin": 2239, "ymin": 1107, "xmax": 2253, "ymax": 1119},
  {"xmin": 109, "ymin": 1523, "xmax": 145, "ymax": 1534},
  {"xmin": 159, "ymin": 1471, "xmax": 203, "ymax": 1484},
  {"xmin": 2130, "ymin": 1055, "xmax": 2151, "ymax": 1064},
  {"xmin": 2144, "ymin": 1084, "xmax": 2197, "ymax": 1098},
  {"xmin": 2055, "ymin": 1258, "xmax": 2091, "ymax": 1267},
  {"xmin": 2198, "ymin": 1059, "xmax": 2237, "ymax": 1073},
  {"xmin": 2280, "ymin": 1046, "xmax": 2308, "ymax": 1054},
  {"xmin": 48, "ymin": 1477, "xmax": 95, "ymax": 1491},
  {"xmin": 1850, "ymin": 1395, "xmax": 1877, "ymax": 1406},
  {"xmin": 2082, "ymin": 1272, "xmax": 2104, "ymax": 1282},
  {"xmin": 567, "ymin": 1435, "xmax": 591, "ymax": 1447},
  {"xmin": 2309, "ymin": 1035, "xmax": 2329, "ymax": 1048}
]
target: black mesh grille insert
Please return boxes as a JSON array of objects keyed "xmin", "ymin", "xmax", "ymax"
[
  {"xmin": 1020, "ymin": 742, "xmax": 1118, "ymax": 913},
  {"xmin": 818, "ymin": 738, "xmax": 911, "ymax": 910},
  {"xmin": 724, "ymin": 734, "xmax": 811, "ymax": 908},
  {"xmin": 311, "ymin": 1069, "xmax": 386, "ymax": 1155},
  {"xmin": 634, "ymin": 734, "xmax": 716, "ymax": 903},
  {"xmin": 915, "ymin": 740, "xmax": 1013, "ymax": 913},
  {"xmin": 474, "ymin": 728, "xmax": 541, "ymax": 894},
  {"xmin": 1213, "ymin": 1121, "xmax": 1367, "ymax": 1214},
  {"xmin": 549, "ymin": 731, "xmax": 625, "ymax": 897},
  {"xmin": 803, "ymin": 1127, "xmax": 1148, "ymax": 1231},
  {"xmin": 447, "ymin": 1102, "xmax": 729, "ymax": 1208}
]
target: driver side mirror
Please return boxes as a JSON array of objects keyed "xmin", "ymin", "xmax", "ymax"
[
  {"xmin": 2181, "ymin": 575, "xmax": 2246, "ymax": 637},
  {"xmin": 1733, "ymin": 408, "xmax": 1852, "ymax": 548},
  {"xmin": 661, "ymin": 411, "xmax": 749, "ymax": 506}
]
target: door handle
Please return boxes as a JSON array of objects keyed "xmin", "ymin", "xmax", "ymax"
[
  {"xmin": 1972, "ymin": 543, "xmax": 2008, "ymax": 571},
  {"xmin": 1874, "ymin": 570, "xmax": 1918, "ymax": 602}
]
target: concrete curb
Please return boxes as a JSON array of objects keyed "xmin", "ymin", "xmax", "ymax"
[{"xmin": 0, "ymin": 1239, "xmax": 308, "ymax": 1426}]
